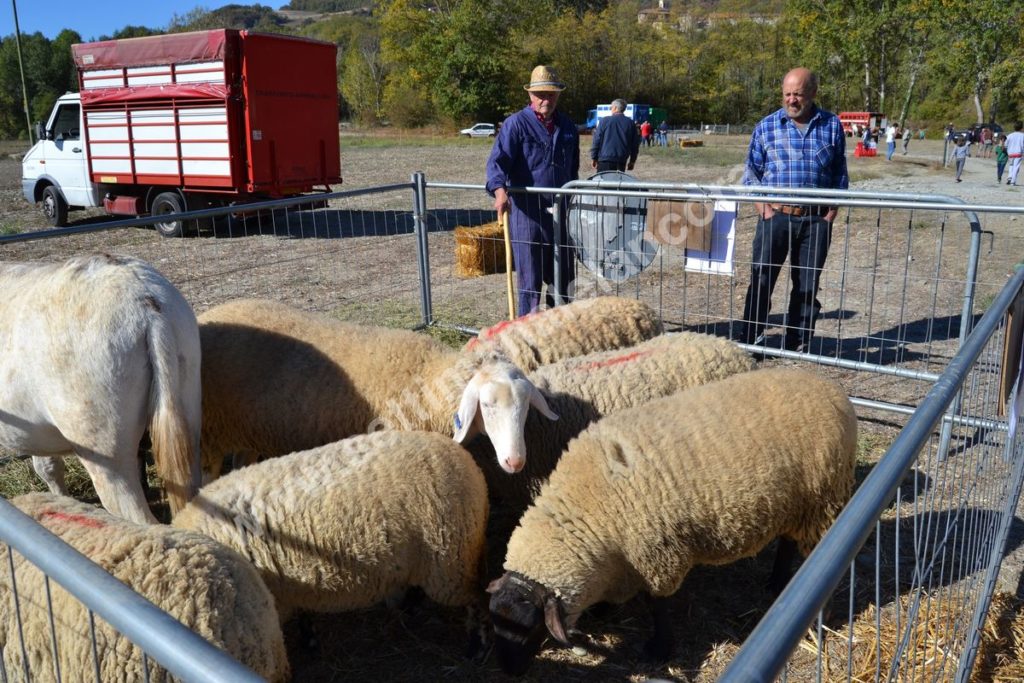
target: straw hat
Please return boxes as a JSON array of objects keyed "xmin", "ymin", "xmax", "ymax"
[{"xmin": 524, "ymin": 65, "xmax": 565, "ymax": 92}]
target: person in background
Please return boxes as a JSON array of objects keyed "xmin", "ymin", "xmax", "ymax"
[
  {"xmin": 1005, "ymin": 121, "xmax": 1024, "ymax": 186},
  {"xmin": 657, "ymin": 119, "xmax": 670, "ymax": 147},
  {"xmin": 640, "ymin": 119, "xmax": 653, "ymax": 147},
  {"xmin": 486, "ymin": 65, "xmax": 579, "ymax": 315},
  {"xmin": 901, "ymin": 124, "xmax": 912, "ymax": 154},
  {"xmin": 885, "ymin": 121, "xmax": 898, "ymax": 160},
  {"xmin": 738, "ymin": 67, "xmax": 848, "ymax": 354},
  {"xmin": 981, "ymin": 126, "xmax": 994, "ymax": 158},
  {"xmin": 995, "ymin": 134, "xmax": 1009, "ymax": 183},
  {"xmin": 589, "ymin": 99, "xmax": 640, "ymax": 172},
  {"xmin": 951, "ymin": 135, "xmax": 969, "ymax": 182}
]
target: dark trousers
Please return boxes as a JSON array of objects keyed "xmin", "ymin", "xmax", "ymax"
[
  {"xmin": 596, "ymin": 160, "xmax": 627, "ymax": 172},
  {"xmin": 740, "ymin": 213, "xmax": 832, "ymax": 347},
  {"xmin": 998, "ymin": 159, "xmax": 1007, "ymax": 182},
  {"xmin": 510, "ymin": 202, "xmax": 576, "ymax": 315}
]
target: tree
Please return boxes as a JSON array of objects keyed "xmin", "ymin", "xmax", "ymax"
[
  {"xmin": 340, "ymin": 35, "xmax": 387, "ymax": 124},
  {"xmin": 380, "ymin": 0, "xmax": 539, "ymax": 123}
]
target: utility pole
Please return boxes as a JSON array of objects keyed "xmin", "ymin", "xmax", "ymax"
[{"xmin": 11, "ymin": 0, "xmax": 34, "ymax": 143}]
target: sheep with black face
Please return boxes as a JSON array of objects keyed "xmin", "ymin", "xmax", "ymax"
[{"xmin": 487, "ymin": 368, "xmax": 858, "ymax": 675}]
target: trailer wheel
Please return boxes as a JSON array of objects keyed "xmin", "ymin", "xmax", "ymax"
[
  {"xmin": 152, "ymin": 192, "xmax": 187, "ymax": 238},
  {"xmin": 41, "ymin": 186, "xmax": 68, "ymax": 227}
]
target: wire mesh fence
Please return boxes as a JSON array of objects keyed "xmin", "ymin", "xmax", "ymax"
[
  {"xmin": 1, "ymin": 175, "xmax": 1024, "ymax": 680},
  {"xmin": 720, "ymin": 265, "xmax": 1024, "ymax": 682}
]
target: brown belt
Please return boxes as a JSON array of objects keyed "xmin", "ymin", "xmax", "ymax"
[{"xmin": 771, "ymin": 203, "xmax": 829, "ymax": 217}]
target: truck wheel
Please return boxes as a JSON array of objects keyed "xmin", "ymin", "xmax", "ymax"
[
  {"xmin": 41, "ymin": 186, "xmax": 68, "ymax": 227},
  {"xmin": 152, "ymin": 192, "xmax": 187, "ymax": 238}
]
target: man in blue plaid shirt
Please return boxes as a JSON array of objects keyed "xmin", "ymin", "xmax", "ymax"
[{"xmin": 738, "ymin": 67, "xmax": 848, "ymax": 354}]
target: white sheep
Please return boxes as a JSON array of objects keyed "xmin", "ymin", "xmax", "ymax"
[
  {"xmin": 0, "ymin": 253, "xmax": 201, "ymax": 524},
  {"xmin": 172, "ymin": 430, "xmax": 491, "ymax": 655},
  {"xmin": 471, "ymin": 332, "xmax": 756, "ymax": 508},
  {"xmin": 464, "ymin": 296, "xmax": 664, "ymax": 373},
  {"xmin": 198, "ymin": 298, "xmax": 555, "ymax": 479},
  {"xmin": 487, "ymin": 367, "xmax": 858, "ymax": 674},
  {"xmin": 0, "ymin": 492, "xmax": 289, "ymax": 682}
]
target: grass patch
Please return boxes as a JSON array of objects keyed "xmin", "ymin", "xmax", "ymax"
[
  {"xmin": 857, "ymin": 431, "xmax": 891, "ymax": 465},
  {"xmin": 975, "ymin": 291, "xmax": 997, "ymax": 312},
  {"xmin": 328, "ymin": 297, "xmax": 425, "ymax": 328},
  {"xmin": 340, "ymin": 132, "xmax": 472, "ymax": 149},
  {"xmin": 0, "ymin": 222, "xmax": 20, "ymax": 235},
  {"xmin": 664, "ymin": 143, "xmax": 749, "ymax": 169},
  {"xmin": 0, "ymin": 456, "xmax": 98, "ymax": 501}
]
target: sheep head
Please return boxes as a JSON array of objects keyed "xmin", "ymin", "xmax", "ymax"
[
  {"xmin": 487, "ymin": 571, "xmax": 569, "ymax": 675},
  {"xmin": 453, "ymin": 360, "xmax": 557, "ymax": 474}
]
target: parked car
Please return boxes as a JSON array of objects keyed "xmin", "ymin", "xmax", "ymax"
[{"xmin": 459, "ymin": 123, "xmax": 496, "ymax": 138}]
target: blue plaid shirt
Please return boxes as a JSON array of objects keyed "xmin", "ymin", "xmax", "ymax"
[{"xmin": 742, "ymin": 106, "xmax": 848, "ymax": 190}]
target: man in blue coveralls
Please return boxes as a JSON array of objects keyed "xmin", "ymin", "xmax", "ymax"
[{"xmin": 486, "ymin": 65, "xmax": 580, "ymax": 316}]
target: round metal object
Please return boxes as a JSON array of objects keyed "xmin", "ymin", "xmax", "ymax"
[{"xmin": 565, "ymin": 171, "xmax": 658, "ymax": 282}]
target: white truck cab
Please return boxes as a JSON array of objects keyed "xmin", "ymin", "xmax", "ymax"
[{"xmin": 22, "ymin": 92, "xmax": 100, "ymax": 227}]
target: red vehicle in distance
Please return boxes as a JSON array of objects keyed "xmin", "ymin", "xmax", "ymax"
[{"xmin": 838, "ymin": 111, "xmax": 887, "ymax": 138}]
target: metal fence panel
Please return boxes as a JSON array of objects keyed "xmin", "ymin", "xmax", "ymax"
[
  {"xmin": 721, "ymin": 265, "xmax": 1024, "ymax": 682},
  {"xmin": 0, "ymin": 497, "xmax": 265, "ymax": 682},
  {"xmin": 1, "ymin": 177, "xmax": 1024, "ymax": 680}
]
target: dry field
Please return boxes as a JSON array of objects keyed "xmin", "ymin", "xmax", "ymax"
[{"xmin": 1, "ymin": 131, "xmax": 1023, "ymax": 681}]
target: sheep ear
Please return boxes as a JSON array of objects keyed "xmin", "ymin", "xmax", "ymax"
[
  {"xmin": 530, "ymin": 385, "xmax": 559, "ymax": 421},
  {"xmin": 544, "ymin": 595, "xmax": 570, "ymax": 645},
  {"xmin": 453, "ymin": 378, "xmax": 480, "ymax": 443},
  {"xmin": 486, "ymin": 575, "xmax": 507, "ymax": 594}
]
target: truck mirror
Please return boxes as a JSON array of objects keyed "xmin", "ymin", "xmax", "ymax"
[{"xmin": 34, "ymin": 122, "xmax": 45, "ymax": 142}]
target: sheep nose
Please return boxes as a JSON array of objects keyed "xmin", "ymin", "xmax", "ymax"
[{"xmin": 501, "ymin": 454, "xmax": 525, "ymax": 474}]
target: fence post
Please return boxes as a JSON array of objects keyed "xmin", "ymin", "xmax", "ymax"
[
  {"xmin": 411, "ymin": 171, "xmax": 433, "ymax": 327},
  {"xmin": 0, "ymin": 498, "xmax": 265, "ymax": 682},
  {"xmin": 552, "ymin": 193, "xmax": 567, "ymax": 307}
]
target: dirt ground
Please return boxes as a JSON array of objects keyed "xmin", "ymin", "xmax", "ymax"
[{"xmin": 2, "ymin": 132, "xmax": 1024, "ymax": 681}]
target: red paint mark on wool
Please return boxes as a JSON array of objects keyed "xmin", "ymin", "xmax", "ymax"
[
  {"xmin": 479, "ymin": 309, "xmax": 542, "ymax": 340},
  {"xmin": 578, "ymin": 350, "xmax": 652, "ymax": 370},
  {"xmin": 40, "ymin": 510, "xmax": 106, "ymax": 529}
]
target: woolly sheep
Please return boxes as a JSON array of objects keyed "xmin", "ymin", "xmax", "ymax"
[
  {"xmin": 0, "ymin": 492, "xmax": 289, "ymax": 682},
  {"xmin": 464, "ymin": 296, "xmax": 663, "ymax": 373},
  {"xmin": 0, "ymin": 253, "xmax": 200, "ymax": 524},
  {"xmin": 472, "ymin": 331, "xmax": 756, "ymax": 508},
  {"xmin": 198, "ymin": 298, "xmax": 556, "ymax": 479},
  {"xmin": 487, "ymin": 367, "xmax": 858, "ymax": 674},
  {"xmin": 172, "ymin": 430, "xmax": 490, "ymax": 653}
]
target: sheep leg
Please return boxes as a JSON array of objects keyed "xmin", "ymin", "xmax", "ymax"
[
  {"xmin": 768, "ymin": 538, "xmax": 799, "ymax": 595},
  {"xmin": 74, "ymin": 446, "xmax": 158, "ymax": 525},
  {"xmin": 641, "ymin": 594, "xmax": 674, "ymax": 662},
  {"xmin": 31, "ymin": 456, "xmax": 67, "ymax": 495},
  {"xmin": 464, "ymin": 598, "xmax": 492, "ymax": 662}
]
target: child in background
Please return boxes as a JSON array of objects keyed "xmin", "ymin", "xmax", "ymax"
[
  {"xmin": 995, "ymin": 134, "xmax": 1009, "ymax": 183},
  {"xmin": 952, "ymin": 135, "xmax": 969, "ymax": 182}
]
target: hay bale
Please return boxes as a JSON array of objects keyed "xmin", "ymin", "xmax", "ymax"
[
  {"xmin": 454, "ymin": 222, "xmax": 514, "ymax": 278},
  {"xmin": 679, "ymin": 138, "xmax": 704, "ymax": 148}
]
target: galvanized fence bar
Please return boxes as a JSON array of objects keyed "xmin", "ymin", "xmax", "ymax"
[
  {"xmin": 412, "ymin": 171, "xmax": 433, "ymax": 327},
  {"xmin": 423, "ymin": 180, "xmax": 1021, "ymax": 418},
  {"xmin": 1, "ymin": 177, "xmax": 1022, "ymax": 678},
  {"xmin": 720, "ymin": 264, "xmax": 1024, "ymax": 682},
  {"xmin": 0, "ymin": 497, "xmax": 264, "ymax": 682}
]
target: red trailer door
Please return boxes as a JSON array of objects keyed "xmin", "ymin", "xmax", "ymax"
[{"xmin": 239, "ymin": 32, "xmax": 341, "ymax": 194}]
